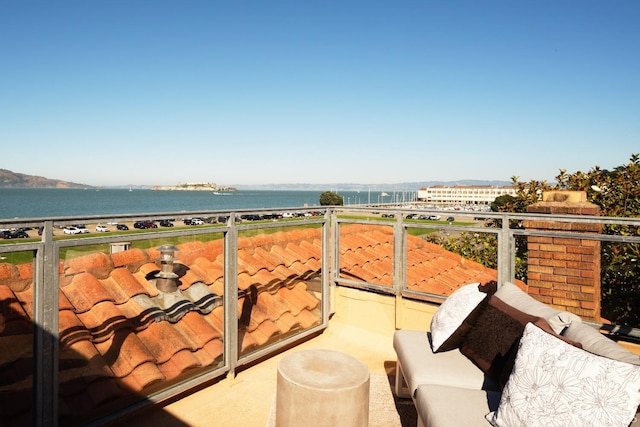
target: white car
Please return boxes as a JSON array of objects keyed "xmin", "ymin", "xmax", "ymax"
[
  {"xmin": 190, "ymin": 218, "xmax": 204, "ymax": 225},
  {"xmin": 74, "ymin": 225, "xmax": 90, "ymax": 234},
  {"xmin": 96, "ymin": 225, "xmax": 110, "ymax": 232},
  {"xmin": 63, "ymin": 226, "xmax": 81, "ymax": 235}
]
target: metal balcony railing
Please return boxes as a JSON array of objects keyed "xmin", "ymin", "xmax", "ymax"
[{"xmin": 1, "ymin": 206, "xmax": 639, "ymax": 426}]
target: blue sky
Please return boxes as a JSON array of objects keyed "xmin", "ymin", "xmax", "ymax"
[{"xmin": 1, "ymin": 1, "xmax": 638, "ymax": 187}]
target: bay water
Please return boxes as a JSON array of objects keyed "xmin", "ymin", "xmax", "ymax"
[{"xmin": 0, "ymin": 188, "xmax": 395, "ymax": 219}]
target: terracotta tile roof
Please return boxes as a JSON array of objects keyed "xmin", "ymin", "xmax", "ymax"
[{"xmin": 0, "ymin": 223, "xmax": 500, "ymax": 425}]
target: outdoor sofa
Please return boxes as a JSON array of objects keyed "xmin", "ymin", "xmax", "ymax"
[{"xmin": 393, "ymin": 282, "xmax": 640, "ymax": 427}]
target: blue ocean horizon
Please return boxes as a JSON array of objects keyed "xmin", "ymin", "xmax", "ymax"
[{"xmin": 0, "ymin": 188, "xmax": 412, "ymax": 220}]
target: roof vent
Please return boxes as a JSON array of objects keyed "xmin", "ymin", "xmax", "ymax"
[
  {"xmin": 155, "ymin": 244, "xmax": 180, "ymax": 293},
  {"xmin": 132, "ymin": 244, "xmax": 221, "ymax": 323}
]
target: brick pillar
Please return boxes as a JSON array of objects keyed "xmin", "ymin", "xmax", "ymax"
[{"xmin": 524, "ymin": 191, "xmax": 602, "ymax": 321}]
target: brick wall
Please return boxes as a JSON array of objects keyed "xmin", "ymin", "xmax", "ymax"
[{"xmin": 524, "ymin": 191, "xmax": 602, "ymax": 321}]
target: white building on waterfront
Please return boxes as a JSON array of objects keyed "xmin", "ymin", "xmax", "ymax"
[{"xmin": 416, "ymin": 185, "xmax": 516, "ymax": 207}]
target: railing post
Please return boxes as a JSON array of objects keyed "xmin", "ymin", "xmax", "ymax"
[
  {"xmin": 224, "ymin": 215, "xmax": 239, "ymax": 379},
  {"xmin": 330, "ymin": 209, "xmax": 340, "ymax": 316},
  {"xmin": 322, "ymin": 209, "xmax": 332, "ymax": 322},
  {"xmin": 33, "ymin": 220, "xmax": 58, "ymax": 426},
  {"xmin": 497, "ymin": 213, "xmax": 512, "ymax": 286},
  {"xmin": 393, "ymin": 213, "xmax": 405, "ymax": 329}
]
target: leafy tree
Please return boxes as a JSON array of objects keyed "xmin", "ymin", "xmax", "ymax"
[
  {"xmin": 319, "ymin": 191, "xmax": 344, "ymax": 206},
  {"xmin": 490, "ymin": 194, "xmax": 517, "ymax": 212}
]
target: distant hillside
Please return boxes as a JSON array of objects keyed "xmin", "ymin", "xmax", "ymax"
[
  {"xmin": 0, "ymin": 169, "xmax": 90, "ymax": 189},
  {"xmin": 233, "ymin": 180, "xmax": 513, "ymax": 192}
]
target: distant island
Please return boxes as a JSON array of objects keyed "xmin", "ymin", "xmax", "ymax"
[
  {"xmin": 0, "ymin": 168, "xmax": 89, "ymax": 189},
  {"xmin": 152, "ymin": 182, "xmax": 237, "ymax": 192}
]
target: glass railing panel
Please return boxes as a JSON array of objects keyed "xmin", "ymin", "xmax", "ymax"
[
  {"xmin": 236, "ymin": 222, "xmax": 323, "ymax": 359},
  {"xmin": 56, "ymin": 229, "xmax": 226, "ymax": 425},
  {"xmin": 337, "ymin": 222, "xmax": 395, "ymax": 289},
  {"xmin": 601, "ymin": 239, "xmax": 640, "ymax": 330},
  {"xmin": 0, "ymin": 249, "xmax": 36, "ymax": 427},
  {"xmin": 409, "ymin": 222, "xmax": 499, "ymax": 298},
  {"xmin": 513, "ymin": 233, "xmax": 528, "ymax": 284}
]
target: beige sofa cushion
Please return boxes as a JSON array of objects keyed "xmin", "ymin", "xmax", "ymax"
[
  {"xmin": 415, "ymin": 384, "xmax": 501, "ymax": 427},
  {"xmin": 495, "ymin": 282, "xmax": 582, "ymax": 334},
  {"xmin": 494, "ymin": 282, "xmax": 560, "ymax": 318},
  {"xmin": 564, "ymin": 321, "xmax": 640, "ymax": 365},
  {"xmin": 393, "ymin": 330, "xmax": 499, "ymax": 397}
]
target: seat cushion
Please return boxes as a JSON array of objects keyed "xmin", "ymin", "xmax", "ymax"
[
  {"xmin": 494, "ymin": 282, "xmax": 560, "ymax": 318},
  {"xmin": 393, "ymin": 330, "xmax": 499, "ymax": 396},
  {"xmin": 415, "ymin": 384, "xmax": 501, "ymax": 427},
  {"xmin": 563, "ymin": 321, "xmax": 640, "ymax": 365}
]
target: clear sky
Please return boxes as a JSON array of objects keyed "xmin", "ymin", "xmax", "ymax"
[{"xmin": 1, "ymin": 1, "xmax": 638, "ymax": 187}]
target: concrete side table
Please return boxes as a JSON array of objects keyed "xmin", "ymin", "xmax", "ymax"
[{"xmin": 276, "ymin": 349, "xmax": 370, "ymax": 427}]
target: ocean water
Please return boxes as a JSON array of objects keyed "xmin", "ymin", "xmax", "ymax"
[{"xmin": 0, "ymin": 188, "xmax": 396, "ymax": 219}]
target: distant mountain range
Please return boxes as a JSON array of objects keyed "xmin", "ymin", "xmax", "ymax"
[
  {"xmin": 232, "ymin": 180, "xmax": 512, "ymax": 192},
  {"xmin": 0, "ymin": 169, "xmax": 90, "ymax": 189},
  {"xmin": 0, "ymin": 169, "xmax": 511, "ymax": 191}
]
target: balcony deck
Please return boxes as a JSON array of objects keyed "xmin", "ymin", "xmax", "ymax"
[
  {"xmin": 3, "ymin": 204, "xmax": 640, "ymax": 426},
  {"xmin": 114, "ymin": 287, "xmax": 425, "ymax": 427}
]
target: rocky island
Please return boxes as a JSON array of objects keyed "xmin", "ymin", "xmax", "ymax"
[{"xmin": 152, "ymin": 182, "xmax": 237, "ymax": 192}]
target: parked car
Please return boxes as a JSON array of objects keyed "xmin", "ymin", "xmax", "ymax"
[
  {"xmin": 1, "ymin": 230, "xmax": 29, "ymax": 239},
  {"xmin": 134, "ymin": 221, "xmax": 157, "ymax": 229},
  {"xmin": 12, "ymin": 229, "xmax": 29, "ymax": 238},
  {"xmin": 73, "ymin": 224, "xmax": 90, "ymax": 233},
  {"xmin": 159, "ymin": 220, "xmax": 174, "ymax": 227},
  {"xmin": 241, "ymin": 214, "xmax": 261, "ymax": 221},
  {"xmin": 63, "ymin": 226, "xmax": 81, "ymax": 235},
  {"xmin": 116, "ymin": 224, "xmax": 129, "ymax": 231},
  {"xmin": 446, "ymin": 216, "xmax": 455, "ymax": 222},
  {"xmin": 190, "ymin": 218, "xmax": 204, "ymax": 225},
  {"xmin": 96, "ymin": 225, "xmax": 110, "ymax": 232}
]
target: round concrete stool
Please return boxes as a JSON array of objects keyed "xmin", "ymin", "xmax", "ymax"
[{"xmin": 276, "ymin": 349, "xmax": 370, "ymax": 427}]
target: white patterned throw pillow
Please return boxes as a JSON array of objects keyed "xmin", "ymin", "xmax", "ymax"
[
  {"xmin": 430, "ymin": 283, "xmax": 488, "ymax": 352},
  {"xmin": 487, "ymin": 322, "xmax": 640, "ymax": 427}
]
